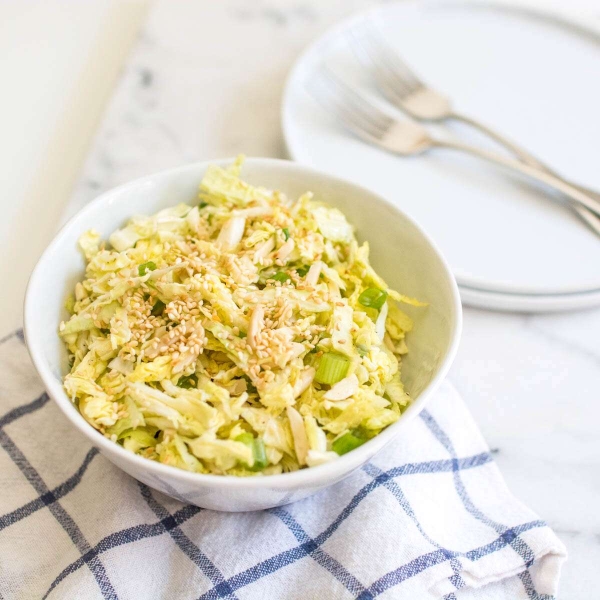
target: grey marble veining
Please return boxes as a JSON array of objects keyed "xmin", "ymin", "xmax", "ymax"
[{"xmin": 64, "ymin": 1, "xmax": 600, "ymax": 597}]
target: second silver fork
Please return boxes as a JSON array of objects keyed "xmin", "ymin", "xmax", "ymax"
[
  {"xmin": 349, "ymin": 24, "xmax": 600, "ymax": 234},
  {"xmin": 309, "ymin": 71, "xmax": 600, "ymax": 225}
]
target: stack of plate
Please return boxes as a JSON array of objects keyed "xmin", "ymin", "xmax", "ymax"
[{"xmin": 282, "ymin": 0, "xmax": 600, "ymax": 312}]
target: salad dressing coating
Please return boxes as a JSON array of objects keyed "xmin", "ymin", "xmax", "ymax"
[{"xmin": 60, "ymin": 157, "xmax": 422, "ymax": 476}]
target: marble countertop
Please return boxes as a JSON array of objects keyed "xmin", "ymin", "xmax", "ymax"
[
  {"xmin": 61, "ymin": 1, "xmax": 599, "ymax": 596},
  {"xmin": 0, "ymin": 1, "xmax": 146, "ymax": 334}
]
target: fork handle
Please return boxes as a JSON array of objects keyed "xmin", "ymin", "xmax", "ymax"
[
  {"xmin": 451, "ymin": 111, "xmax": 600, "ymax": 229},
  {"xmin": 434, "ymin": 138, "xmax": 600, "ymax": 217},
  {"xmin": 451, "ymin": 112, "xmax": 553, "ymax": 169},
  {"xmin": 575, "ymin": 204, "xmax": 600, "ymax": 236}
]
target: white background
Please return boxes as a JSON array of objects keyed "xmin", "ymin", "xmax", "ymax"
[{"xmin": 2, "ymin": 1, "xmax": 599, "ymax": 597}]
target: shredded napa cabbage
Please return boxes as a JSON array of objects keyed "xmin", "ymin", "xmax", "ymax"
[{"xmin": 59, "ymin": 156, "xmax": 424, "ymax": 476}]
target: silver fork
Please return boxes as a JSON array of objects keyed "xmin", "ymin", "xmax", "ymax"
[
  {"xmin": 349, "ymin": 25, "xmax": 600, "ymax": 234},
  {"xmin": 308, "ymin": 71, "xmax": 600, "ymax": 224}
]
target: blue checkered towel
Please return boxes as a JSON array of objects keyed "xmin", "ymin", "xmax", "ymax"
[{"xmin": 0, "ymin": 329, "xmax": 565, "ymax": 599}]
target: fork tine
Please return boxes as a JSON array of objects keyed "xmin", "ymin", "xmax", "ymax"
[
  {"xmin": 308, "ymin": 75, "xmax": 381, "ymax": 138},
  {"xmin": 310, "ymin": 81, "xmax": 383, "ymax": 141},
  {"xmin": 363, "ymin": 21, "xmax": 423, "ymax": 87},
  {"xmin": 365, "ymin": 23, "xmax": 423, "ymax": 88},
  {"xmin": 349, "ymin": 30, "xmax": 410, "ymax": 96},
  {"xmin": 322, "ymin": 71, "xmax": 393, "ymax": 132},
  {"xmin": 349, "ymin": 22, "xmax": 423, "ymax": 99},
  {"xmin": 349, "ymin": 30, "xmax": 414, "ymax": 103},
  {"xmin": 308, "ymin": 69, "xmax": 393, "ymax": 140}
]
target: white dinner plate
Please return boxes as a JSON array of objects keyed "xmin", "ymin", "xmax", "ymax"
[
  {"xmin": 458, "ymin": 284, "xmax": 600, "ymax": 313},
  {"xmin": 282, "ymin": 0, "xmax": 600, "ymax": 308}
]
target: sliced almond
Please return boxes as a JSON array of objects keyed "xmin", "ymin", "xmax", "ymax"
[
  {"xmin": 75, "ymin": 282, "xmax": 87, "ymax": 301},
  {"xmin": 253, "ymin": 236, "xmax": 275, "ymax": 263},
  {"xmin": 323, "ymin": 374, "xmax": 358, "ymax": 401},
  {"xmin": 286, "ymin": 406, "xmax": 309, "ymax": 466},
  {"xmin": 247, "ymin": 305, "xmax": 264, "ymax": 349},
  {"xmin": 217, "ymin": 216, "xmax": 246, "ymax": 250},
  {"xmin": 293, "ymin": 366, "xmax": 315, "ymax": 399},
  {"xmin": 226, "ymin": 378, "xmax": 247, "ymax": 396},
  {"xmin": 375, "ymin": 301, "xmax": 389, "ymax": 341},
  {"xmin": 275, "ymin": 238, "xmax": 295, "ymax": 262},
  {"xmin": 306, "ymin": 450, "xmax": 339, "ymax": 468},
  {"xmin": 108, "ymin": 356, "xmax": 134, "ymax": 375},
  {"xmin": 304, "ymin": 261, "xmax": 322, "ymax": 287}
]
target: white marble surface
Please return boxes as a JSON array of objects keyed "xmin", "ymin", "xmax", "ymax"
[
  {"xmin": 60, "ymin": 0, "xmax": 599, "ymax": 597},
  {"xmin": 0, "ymin": 1, "xmax": 146, "ymax": 335}
]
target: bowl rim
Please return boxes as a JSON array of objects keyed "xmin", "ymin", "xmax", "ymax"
[{"xmin": 24, "ymin": 156, "xmax": 462, "ymax": 489}]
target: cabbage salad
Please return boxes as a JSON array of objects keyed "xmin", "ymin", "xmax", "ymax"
[{"xmin": 60, "ymin": 157, "xmax": 423, "ymax": 476}]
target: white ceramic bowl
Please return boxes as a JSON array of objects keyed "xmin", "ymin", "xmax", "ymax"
[{"xmin": 25, "ymin": 158, "xmax": 462, "ymax": 512}]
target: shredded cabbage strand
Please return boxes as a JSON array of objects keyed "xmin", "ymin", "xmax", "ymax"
[{"xmin": 59, "ymin": 156, "xmax": 424, "ymax": 476}]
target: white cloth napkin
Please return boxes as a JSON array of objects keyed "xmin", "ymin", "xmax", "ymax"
[{"xmin": 0, "ymin": 330, "xmax": 566, "ymax": 600}]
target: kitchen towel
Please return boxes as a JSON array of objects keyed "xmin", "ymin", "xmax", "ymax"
[{"xmin": 0, "ymin": 330, "xmax": 566, "ymax": 599}]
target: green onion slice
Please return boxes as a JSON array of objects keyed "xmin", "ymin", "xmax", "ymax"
[
  {"xmin": 315, "ymin": 353, "xmax": 349, "ymax": 385},
  {"xmin": 332, "ymin": 431, "xmax": 367, "ymax": 455},
  {"xmin": 235, "ymin": 432, "xmax": 254, "ymax": 445},
  {"xmin": 282, "ymin": 228, "xmax": 290, "ymax": 241},
  {"xmin": 119, "ymin": 429, "xmax": 158, "ymax": 453},
  {"xmin": 243, "ymin": 376, "xmax": 258, "ymax": 394},
  {"xmin": 138, "ymin": 261, "xmax": 157, "ymax": 276},
  {"xmin": 358, "ymin": 288, "xmax": 388, "ymax": 310},
  {"xmin": 151, "ymin": 299, "xmax": 166, "ymax": 316},
  {"xmin": 272, "ymin": 271, "xmax": 291, "ymax": 284},
  {"xmin": 251, "ymin": 438, "xmax": 268, "ymax": 471},
  {"xmin": 235, "ymin": 433, "xmax": 268, "ymax": 470},
  {"xmin": 177, "ymin": 374, "xmax": 198, "ymax": 389}
]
